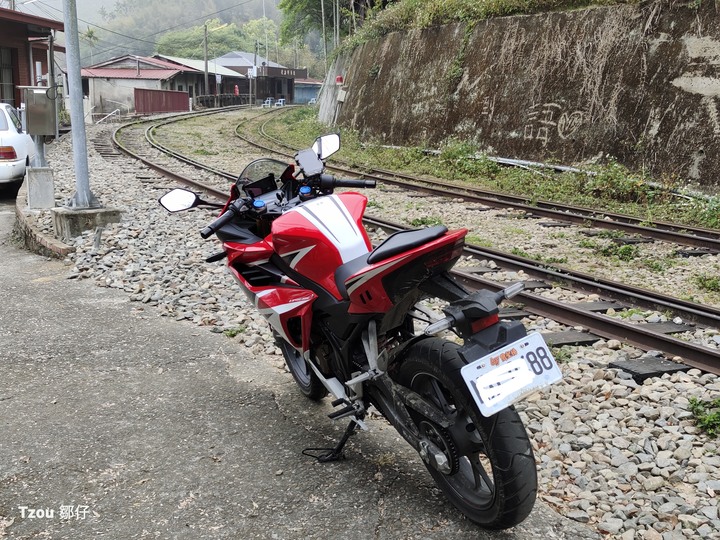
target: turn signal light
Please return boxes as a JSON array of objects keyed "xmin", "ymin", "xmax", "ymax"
[{"xmin": 0, "ymin": 146, "xmax": 18, "ymax": 160}]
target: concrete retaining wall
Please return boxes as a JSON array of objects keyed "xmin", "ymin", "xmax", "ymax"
[{"xmin": 322, "ymin": 1, "xmax": 720, "ymax": 193}]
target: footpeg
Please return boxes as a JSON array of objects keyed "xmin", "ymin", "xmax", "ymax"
[
  {"xmin": 328, "ymin": 404, "xmax": 355, "ymax": 420},
  {"xmin": 328, "ymin": 397, "xmax": 366, "ymax": 420}
]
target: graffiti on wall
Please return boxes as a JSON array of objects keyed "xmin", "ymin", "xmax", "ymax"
[{"xmin": 523, "ymin": 103, "xmax": 586, "ymax": 145}]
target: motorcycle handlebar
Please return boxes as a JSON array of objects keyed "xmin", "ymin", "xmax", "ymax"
[
  {"xmin": 334, "ymin": 178, "xmax": 376, "ymax": 189},
  {"xmin": 200, "ymin": 199, "xmax": 248, "ymax": 239},
  {"xmin": 317, "ymin": 174, "xmax": 376, "ymax": 190}
]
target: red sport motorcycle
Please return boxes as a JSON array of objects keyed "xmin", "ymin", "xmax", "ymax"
[{"xmin": 160, "ymin": 134, "xmax": 562, "ymax": 529}]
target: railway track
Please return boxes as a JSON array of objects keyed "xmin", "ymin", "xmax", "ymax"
[
  {"xmin": 365, "ymin": 216, "xmax": 720, "ymax": 376},
  {"xmin": 109, "ymin": 107, "xmax": 720, "ymax": 376},
  {"xmin": 233, "ymin": 110, "xmax": 720, "ymax": 252}
]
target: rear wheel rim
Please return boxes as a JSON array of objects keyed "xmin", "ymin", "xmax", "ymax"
[{"xmin": 410, "ymin": 372, "xmax": 496, "ymax": 509}]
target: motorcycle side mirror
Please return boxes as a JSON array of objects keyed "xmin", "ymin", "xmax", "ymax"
[
  {"xmin": 311, "ymin": 133, "xmax": 340, "ymax": 160},
  {"xmin": 159, "ymin": 188, "xmax": 200, "ymax": 212}
]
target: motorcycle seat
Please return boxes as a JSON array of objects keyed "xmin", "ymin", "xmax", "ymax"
[
  {"xmin": 335, "ymin": 225, "xmax": 448, "ymax": 299},
  {"xmin": 367, "ymin": 225, "xmax": 447, "ymax": 264}
]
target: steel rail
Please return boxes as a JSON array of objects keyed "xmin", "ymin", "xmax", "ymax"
[
  {"xmin": 343, "ymin": 169, "xmax": 720, "ymax": 251},
  {"xmin": 455, "ymin": 269, "xmax": 720, "ymax": 376},
  {"xmin": 109, "ymin": 109, "xmax": 720, "ymax": 375},
  {"xmin": 143, "ymin": 106, "xmax": 294, "ymax": 181},
  {"xmin": 112, "ymin": 114, "xmax": 229, "ymax": 201},
  {"xmin": 366, "ymin": 166, "xmax": 720, "ymax": 242},
  {"xmin": 363, "ymin": 215, "xmax": 720, "ymax": 376},
  {"xmin": 230, "ymin": 112, "xmax": 720, "ymax": 252}
]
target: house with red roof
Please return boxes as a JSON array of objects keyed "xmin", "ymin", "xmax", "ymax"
[
  {"xmin": 0, "ymin": 7, "xmax": 64, "ymax": 107},
  {"xmin": 80, "ymin": 55, "xmax": 202, "ymax": 118}
]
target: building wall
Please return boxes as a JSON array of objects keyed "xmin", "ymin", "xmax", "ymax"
[
  {"xmin": 0, "ymin": 23, "xmax": 31, "ymax": 106},
  {"xmin": 135, "ymin": 88, "xmax": 189, "ymax": 114},
  {"xmin": 295, "ymin": 84, "xmax": 321, "ymax": 104},
  {"xmin": 88, "ymin": 78, "xmax": 161, "ymax": 115},
  {"xmin": 324, "ymin": 2, "xmax": 720, "ymax": 193}
]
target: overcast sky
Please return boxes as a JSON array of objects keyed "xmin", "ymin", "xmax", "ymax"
[{"xmin": 8, "ymin": 0, "xmax": 112, "ymax": 23}]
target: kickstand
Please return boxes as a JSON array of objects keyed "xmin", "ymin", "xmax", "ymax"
[{"xmin": 302, "ymin": 419, "xmax": 360, "ymax": 463}]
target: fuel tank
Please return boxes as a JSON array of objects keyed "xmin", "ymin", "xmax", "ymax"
[{"xmin": 271, "ymin": 192, "xmax": 372, "ymax": 298}]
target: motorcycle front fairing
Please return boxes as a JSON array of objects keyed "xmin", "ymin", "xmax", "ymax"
[
  {"xmin": 271, "ymin": 192, "xmax": 373, "ymax": 300},
  {"xmin": 223, "ymin": 231, "xmax": 318, "ymax": 352}
]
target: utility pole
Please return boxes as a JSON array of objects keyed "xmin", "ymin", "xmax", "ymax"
[
  {"xmin": 320, "ymin": 0, "xmax": 328, "ymax": 76},
  {"xmin": 203, "ymin": 24, "xmax": 209, "ymax": 96},
  {"xmin": 62, "ymin": 0, "xmax": 98, "ymax": 208},
  {"xmin": 253, "ymin": 40, "xmax": 259, "ymax": 105}
]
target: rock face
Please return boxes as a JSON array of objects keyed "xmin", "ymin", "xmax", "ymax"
[{"xmin": 320, "ymin": 2, "xmax": 720, "ymax": 192}]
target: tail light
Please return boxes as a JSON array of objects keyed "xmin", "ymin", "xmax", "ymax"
[
  {"xmin": 0, "ymin": 146, "xmax": 18, "ymax": 160},
  {"xmin": 471, "ymin": 313, "xmax": 499, "ymax": 333}
]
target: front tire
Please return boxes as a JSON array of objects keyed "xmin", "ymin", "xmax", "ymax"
[
  {"xmin": 396, "ymin": 337, "xmax": 537, "ymax": 529},
  {"xmin": 276, "ymin": 336, "xmax": 326, "ymax": 401}
]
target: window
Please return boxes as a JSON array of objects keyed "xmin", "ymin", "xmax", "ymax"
[
  {"xmin": 0, "ymin": 48, "xmax": 15, "ymax": 106},
  {"xmin": 6, "ymin": 105, "xmax": 22, "ymax": 133}
]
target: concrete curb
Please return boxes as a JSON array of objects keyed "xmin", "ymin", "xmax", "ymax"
[{"xmin": 12, "ymin": 178, "xmax": 75, "ymax": 259}]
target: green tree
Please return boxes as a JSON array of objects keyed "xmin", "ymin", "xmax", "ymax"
[
  {"xmin": 80, "ymin": 26, "xmax": 100, "ymax": 65},
  {"xmin": 278, "ymin": 0, "xmax": 388, "ymax": 44},
  {"xmin": 156, "ymin": 19, "xmax": 250, "ymax": 59}
]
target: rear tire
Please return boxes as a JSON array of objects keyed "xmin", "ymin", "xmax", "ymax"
[
  {"xmin": 276, "ymin": 336, "xmax": 326, "ymax": 401},
  {"xmin": 396, "ymin": 337, "xmax": 537, "ymax": 529}
]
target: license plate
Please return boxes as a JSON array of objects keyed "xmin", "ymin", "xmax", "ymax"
[{"xmin": 460, "ymin": 332, "xmax": 562, "ymax": 417}]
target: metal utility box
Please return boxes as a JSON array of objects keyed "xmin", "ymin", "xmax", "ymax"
[{"xmin": 21, "ymin": 87, "xmax": 55, "ymax": 136}]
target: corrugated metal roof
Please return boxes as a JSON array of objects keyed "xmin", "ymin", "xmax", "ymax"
[
  {"xmin": 81, "ymin": 68, "xmax": 182, "ymax": 80},
  {"xmin": 153, "ymin": 55, "xmax": 243, "ymax": 78},
  {"xmin": 88, "ymin": 55, "xmax": 189, "ymax": 71},
  {"xmin": 214, "ymin": 51, "xmax": 284, "ymax": 69},
  {"xmin": 0, "ymin": 6, "xmax": 64, "ymax": 33}
]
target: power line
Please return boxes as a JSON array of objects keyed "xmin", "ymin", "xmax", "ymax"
[
  {"xmin": 24, "ymin": 0, "xmax": 258, "ymax": 63},
  {"xmin": 34, "ymin": 1, "xmax": 167, "ymax": 47}
]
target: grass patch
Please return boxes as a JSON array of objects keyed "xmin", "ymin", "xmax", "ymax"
[
  {"xmin": 551, "ymin": 346, "xmax": 573, "ymax": 363},
  {"xmin": 465, "ymin": 234, "xmax": 493, "ymax": 247},
  {"xmin": 410, "ymin": 216, "xmax": 444, "ymax": 227},
  {"xmin": 695, "ymin": 274, "xmax": 720, "ymax": 292},
  {"xmin": 223, "ymin": 326, "xmax": 246, "ymax": 338},
  {"xmin": 511, "ymin": 247, "xmax": 530, "ymax": 258},
  {"xmin": 261, "ymin": 109, "xmax": 720, "ymax": 230},
  {"xmin": 194, "ymin": 148, "xmax": 218, "ymax": 156},
  {"xmin": 689, "ymin": 397, "xmax": 720, "ymax": 438},
  {"xmin": 598, "ymin": 243, "xmax": 639, "ymax": 261},
  {"xmin": 339, "ymin": 0, "xmax": 641, "ymax": 54},
  {"xmin": 616, "ymin": 308, "xmax": 646, "ymax": 319}
]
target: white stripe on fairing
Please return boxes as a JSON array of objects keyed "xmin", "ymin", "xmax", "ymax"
[
  {"xmin": 256, "ymin": 294, "xmax": 313, "ymax": 344},
  {"xmin": 345, "ymin": 255, "xmax": 410, "ymax": 297},
  {"xmin": 280, "ymin": 245, "xmax": 315, "ymax": 268},
  {"xmin": 258, "ymin": 298, "xmax": 308, "ymax": 315},
  {"xmin": 292, "ymin": 195, "xmax": 369, "ymax": 263}
]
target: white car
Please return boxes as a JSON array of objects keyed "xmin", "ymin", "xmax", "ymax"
[{"xmin": 0, "ymin": 103, "xmax": 36, "ymax": 184}]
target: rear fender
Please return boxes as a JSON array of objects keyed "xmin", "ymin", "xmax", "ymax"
[{"xmin": 456, "ymin": 320, "xmax": 527, "ymax": 366}]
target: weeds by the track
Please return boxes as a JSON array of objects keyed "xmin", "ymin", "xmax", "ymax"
[{"xmin": 262, "ymin": 108, "xmax": 720, "ymax": 231}]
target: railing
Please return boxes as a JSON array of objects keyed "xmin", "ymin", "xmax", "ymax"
[
  {"xmin": 194, "ymin": 94, "xmax": 251, "ymax": 108},
  {"xmin": 96, "ymin": 109, "xmax": 120, "ymax": 123},
  {"xmin": 104, "ymin": 100, "xmax": 130, "ymax": 115}
]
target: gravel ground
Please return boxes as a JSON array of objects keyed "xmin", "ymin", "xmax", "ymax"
[{"xmin": 23, "ymin": 119, "xmax": 720, "ymax": 539}]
